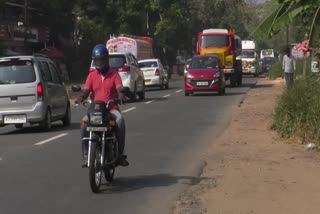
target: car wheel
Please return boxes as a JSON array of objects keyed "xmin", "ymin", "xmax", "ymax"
[
  {"xmin": 40, "ymin": 109, "xmax": 52, "ymax": 131},
  {"xmin": 138, "ymin": 83, "xmax": 145, "ymax": 100},
  {"xmin": 160, "ymin": 79, "xmax": 164, "ymax": 90},
  {"xmin": 219, "ymin": 88, "xmax": 226, "ymax": 96},
  {"xmin": 185, "ymin": 91, "xmax": 190, "ymax": 96},
  {"xmin": 62, "ymin": 104, "xmax": 71, "ymax": 126},
  {"xmin": 131, "ymin": 84, "xmax": 137, "ymax": 102},
  {"xmin": 165, "ymin": 80, "xmax": 169, "ymax": 89}
]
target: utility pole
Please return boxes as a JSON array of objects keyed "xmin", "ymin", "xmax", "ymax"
[{"xmin": 23, "ymin": 0, "xmax": 29, "ymax": 53}]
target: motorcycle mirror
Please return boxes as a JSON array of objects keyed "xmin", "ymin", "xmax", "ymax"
[{"xmin": 72, "ymin": 85, "xmax": 81, "ymax": 92}]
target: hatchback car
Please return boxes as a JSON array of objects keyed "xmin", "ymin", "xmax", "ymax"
[
  {"xmin": 91, "ymin": 52, "xmax": 145, "ymax": 101},
  {"xmin": 138, "ymin": 59, "xmax": 169, "ymax": 89},
  {"xmin": 0, "ymin": 54, "xmax": 71, "ymax": 130},
  {"xmin": 184, "ymin": 55, "xmax": 226, "ymax": 96}
]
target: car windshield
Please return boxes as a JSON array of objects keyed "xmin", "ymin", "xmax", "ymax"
[
  {"xmin": 190, "ymin": 57, "xmax": 219, "ymax": 69},
  {"xmin": 0, "ymin": 60, "xmax": 36, "ymax": 84},
  {"xmin": 241, "ymin": 50, "xmax": 255, "ymax": 58},
  {"xmin": 201, "ymin": 35, "xmax": 230, "ymax": 48},
  {"xmin": 109, "ymin": 55, "xmax": 126, "ymax": 70},
  {"xmin": 138, "ymin": 61, "xmax": 158, "ymax": 68},
  {"xmin": 262, "ymin": 50, "xmax": 273, "ymax": 56}
]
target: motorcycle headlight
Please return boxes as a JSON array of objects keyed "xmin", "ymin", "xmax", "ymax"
[{"xmin": 90, "ymin": 115, "xmax": 103, "ymax": 125}]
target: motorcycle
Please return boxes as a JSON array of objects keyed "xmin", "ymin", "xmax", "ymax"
[{"xmin": 74, "ymin": 86, "xmax": 130, "ymax": 193}]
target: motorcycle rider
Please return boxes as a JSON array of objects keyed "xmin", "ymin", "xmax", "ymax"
[{"xmin": 76, "ymin": 44, "xmax": 129, "ymax": 167}]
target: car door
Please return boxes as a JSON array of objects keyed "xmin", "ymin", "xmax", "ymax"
[
  {"xmin": 39, "ymin": 61, "xmax": 58, "ymax": 116},
  {"xmin": 48, "ymin": 62, "xmax": 68, "ymax": 117},
  {"xmin": 131, "ymin": 55, "xmax": 144, "ymax": 91},
  {"xmin": 158, "ymin": 60, "xmax": 168, "ymax": 83}
]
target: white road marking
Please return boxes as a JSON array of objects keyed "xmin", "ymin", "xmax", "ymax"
[
  {"xmin": 145, "ymin": 100, "xmax": 154, "ymax": 104},
  {"xmin": 0, "ymin": 157, "xmax": 2, "ymax": 161},
  {"xmin": 122, "ymin": 107, "xmax": 136, "ymax": 113},
  {"xmin": 34, "ymin": 133, "xmax": 69, "ymax": 146},
  {"xmin": 162, "ymin": 94, "xmax": 171, "ymax": 98},
  {"xmin": 175, "ymin": 90, "xmax": 183, "ymax": 93}
]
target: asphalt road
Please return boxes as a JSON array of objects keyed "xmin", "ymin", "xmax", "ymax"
[{"xmin": 0, "ymin": 76, "xmax": 257, "ymax": 214}]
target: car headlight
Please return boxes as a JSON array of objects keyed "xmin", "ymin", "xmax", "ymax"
[
  {"xmin": 225, "ymin": 61, "xmax": 232, "ymax": 68},
  {"xmin": 213, "ymin": 72, "xmax": 220, "ymax": 77},
  {"xmin": 90, "ymin": 115, "xmax": 103, "ymax": 125},
  {"xmin": 185, "ymin": 72, "xmax": 193, "ymax": 78}
]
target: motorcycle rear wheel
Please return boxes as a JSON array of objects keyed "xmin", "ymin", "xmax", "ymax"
[{"xmin": 89, "ymin": 141, "xmax": 102, "ymax": 193}]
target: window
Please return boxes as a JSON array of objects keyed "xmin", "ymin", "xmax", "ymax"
[
  {"xmin": 201, "ymin": 35, "xmax": 230, "ymax": 48},
  {"xmin": 138, "ymin": 61, "xmax": 158, "ymax": 68},
  {"xmin": 190, "ymin": 57, "xmax": 218, "ymax": 69},
  {"xmin": 48, "ymin": 63, "xmax": 60, "ymax": 84},
  {"xmin": 109, "ymin": 55, "xmax": 126, "ymax": 70},
  {"xmin": 40, "ymin": 62, "xmax": 52, "ymax": 82},
  {"xmin": 0, "ymin": 60, "xmax": 36, "ymax": 84}
]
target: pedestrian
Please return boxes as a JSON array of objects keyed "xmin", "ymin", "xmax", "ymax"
[{"xmin": 282, "ymin": 48, "xmax": 296, "ymax": 89}]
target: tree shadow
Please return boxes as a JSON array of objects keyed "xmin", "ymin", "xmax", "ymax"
[{"xmin": 99, "ymin": 173, "xmax": 212, "ymax": 194}]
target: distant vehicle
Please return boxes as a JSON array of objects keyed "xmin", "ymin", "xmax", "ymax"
[
  {"xmin": 184, "ymin": 58, "xmax": 192, "ymax": 73},
  {"xmin": 106, "ymin": 36, "xmax": 153, "ymax": 61},
  {"xmin": 239, "ymin": 40, "xmax": 258, "ymax": 77},
  {"xmin": 91, "ymin": 52, "xmax": 145, "ymax": 101},
  {"xmin": 262, "ymin": 57, "xmax": 275, "ymax": 73},
  {"xmin": 184, "ymin": 55, "xmax": 226, "ymax": 96},
  {"xmin": 260, "ymin": 49, "xmax": 275, "ymax": 59},
  {"xmin": 138, "ymin": 59, "xmax": 169, "ymax": 90},
  {"xmin": 197, "ymin": 28, "xmax": 242, "ymax": 87},
  {"xmin": 0, "ymin": 55, "xmax": 70, "ymax": 130}
]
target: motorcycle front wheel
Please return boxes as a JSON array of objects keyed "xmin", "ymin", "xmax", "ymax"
[{"xmin": 89, "ymin": 141, "xmax": 102, "ymax": 193}]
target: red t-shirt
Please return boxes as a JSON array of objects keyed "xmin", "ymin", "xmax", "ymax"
[{"xmin": 84, "ymin": 68, "xmax": 123, "ymax": 110}]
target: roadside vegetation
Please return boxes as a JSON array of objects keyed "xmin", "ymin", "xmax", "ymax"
[
  {"xmin": 253, "ymin": 0, "xmax": 320, "ymax": 144},
  {"xmin": 272, "ymin": 76, "xmax": 320, "ymax": 144}
]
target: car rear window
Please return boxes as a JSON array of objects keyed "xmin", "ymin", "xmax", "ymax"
[
  {"xmin": 0, "ymin": 60, "xmax": 36, "ymax": 84},
  {"xmin": 190, "ymin": 57, "xmax": 218, "ymax": 69},
  {"xmin": 138, "ymin": 61, "xmax": 158, "ymax": 68},
  {"xmin": 109, "ymin": 55, "xmax": 126, "ymax": 70}
]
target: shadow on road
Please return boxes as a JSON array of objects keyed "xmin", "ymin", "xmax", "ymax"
[
  {"xmin": 99, "ymin": 173, "xmax": 212, "ymax": 194},
  {"xmin": 146, "ymin": 86, "xmax": 180, "ymax": 92}
]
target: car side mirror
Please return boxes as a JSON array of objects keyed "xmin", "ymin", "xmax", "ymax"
[{"xmin": 72, "ymin": 85, "xmax": 82, "ymax": 92}]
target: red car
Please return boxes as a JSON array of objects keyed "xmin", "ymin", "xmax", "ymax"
[{"xmin": 184, "ymin": 55, "xmax": 226, "ymax": 96}]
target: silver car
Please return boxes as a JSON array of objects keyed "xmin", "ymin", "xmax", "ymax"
[{"xmin": 0, "ymin": 55, "xmax": 71, "ymax": 130}]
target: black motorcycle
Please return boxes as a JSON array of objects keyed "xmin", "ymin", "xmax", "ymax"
[{"xmin": 75, "ymin": 86, "xmax": 130, "ymax": 193}]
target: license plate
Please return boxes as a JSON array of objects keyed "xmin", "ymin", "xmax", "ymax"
[
  {"xmin": 197, "ymin": 81, "xmax": 208, "ymax": 86},
  {"xmin": 4, "ymin": 115, "xmax": 26, "ymax": 124},
  {"xmin": 243, "ymin": 69, "xmax": 249, "ymax": 73},
  {"xmin": 87, "ymin": 127, "xmax": 108, "ymax": 132},
  {"xmin": 145, "ymin": 80, "xmax": 151, "ymax": 83}
]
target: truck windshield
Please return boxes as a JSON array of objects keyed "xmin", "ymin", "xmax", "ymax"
[
  {"xmin": 201, "ymin": 35, "xmax": 230, "ymax": 48},
  {"xmin": 241, "ymin": 50, "xmax": 255, "ymax": 58}
]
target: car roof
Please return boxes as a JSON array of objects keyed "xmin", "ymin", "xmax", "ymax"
[
  {"xmin": 138, "ymin": 59, "xmax": 159, "ymax": 62},
  {"xmin": 109, "ymin": 52, "xmax": 131, "ymax": 56},
  {"xmin": 0, "ymin": 55, "xmax": 50, "ymax": 61}
]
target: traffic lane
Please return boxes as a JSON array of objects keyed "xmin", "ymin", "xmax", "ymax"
[
  {"xmin": 0, "ymin": 80, "xmax": 183, "ymax": 154},
  {"xmin": 0, "ymin": 77, "xmax": 256, "ymax": 214}
]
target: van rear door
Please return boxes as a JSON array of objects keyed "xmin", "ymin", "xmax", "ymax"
[{"xmin": 0, "ymin": 59, "xmax": 38, "ymax": 111}]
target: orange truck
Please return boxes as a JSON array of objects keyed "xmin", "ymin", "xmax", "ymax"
[{"xmin": 197, "ymin": 29, "xmax": 242, "ymax": 87}]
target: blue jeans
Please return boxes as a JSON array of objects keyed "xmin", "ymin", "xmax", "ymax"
[
  {"xmin": 284, "ymin": 72, "xmax": 294, "ymax": 89},
  {"xmin": 80, "ymin": 110, "xmax": 126, "ymax": 158}
]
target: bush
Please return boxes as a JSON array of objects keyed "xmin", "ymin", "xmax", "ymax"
[
  {"xmin": 272, "ymin": 77, "xmax": 320, "ymax": 143},
  {"xmin": 267, "ymin": 61, "xmax": 282, "ymax": 80}
]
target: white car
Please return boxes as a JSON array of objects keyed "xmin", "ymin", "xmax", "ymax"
[
  {"xmin": 91, "ymin": 52, "xmax": 145, "ymax": 101},
  {"xmin": 138, "ymin": 59, "xmax": 169, "ymax": 89}
]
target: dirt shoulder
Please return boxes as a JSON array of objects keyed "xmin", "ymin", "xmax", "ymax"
[{"xmin": 174, "ymin": 78, "xmax": 320, "ymax": 214}]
